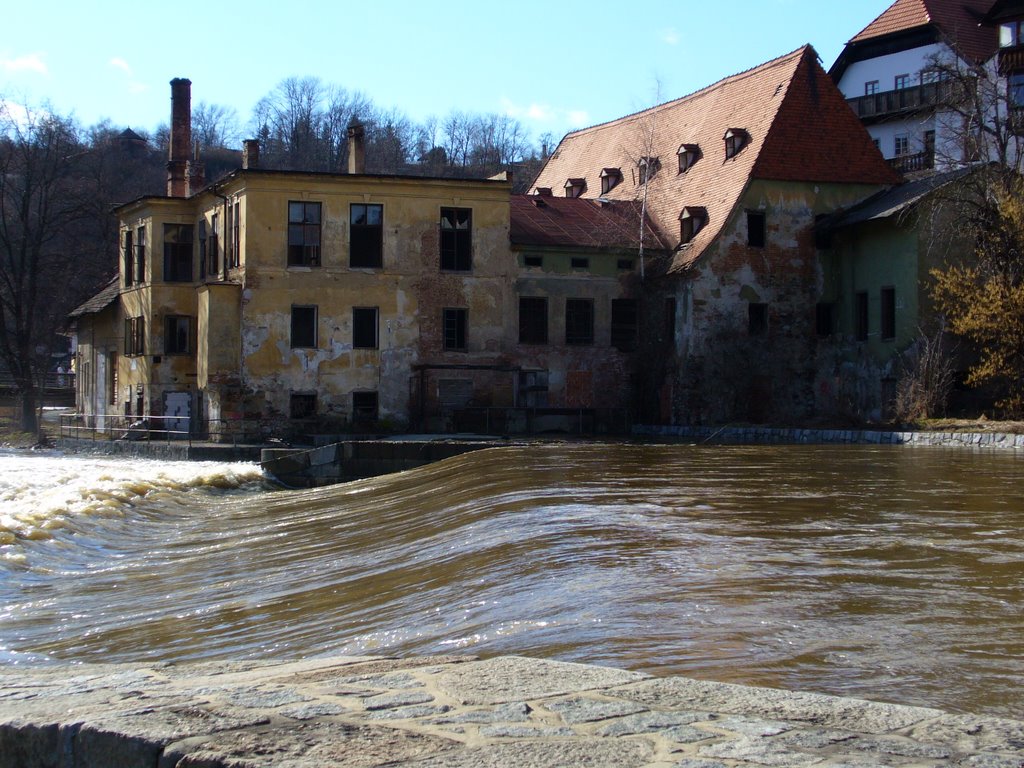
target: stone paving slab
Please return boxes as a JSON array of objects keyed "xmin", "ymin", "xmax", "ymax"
[{"xmin": 0, "ymin": 655, "xmax": 1021, "ymax": 767}]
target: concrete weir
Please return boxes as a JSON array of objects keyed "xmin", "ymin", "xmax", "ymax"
[{"xmin": 1, "ymin": 656, "xmax": 1022, "ymax": 767}]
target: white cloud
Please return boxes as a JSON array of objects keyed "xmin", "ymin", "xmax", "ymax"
[
  {"xmin": 661, "ymin": 27, "xmax": 680, "ymax": 45},
  {"xmin": 0, "ymin": 100, "xmax": 39, "ymax": 129},
  {"xmin": 1, "ymin": 52, "xmax": 48, "ymax": 76},
  {"xmin": 109, "ymin": 57, "xmax": 132, "ymax": 75},
  {"xmin": 501, "ymin": 97, "xmax": 587, "ymax": 128}
]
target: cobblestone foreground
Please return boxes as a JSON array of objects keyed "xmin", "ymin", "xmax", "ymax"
[{"xmin": 1, "ymin": 656, "xmax": 1021, "ymax": 767}]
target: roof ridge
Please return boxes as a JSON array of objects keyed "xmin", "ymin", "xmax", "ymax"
[{"xmin": 560, "ymin": 45, "xmax": 813, "ymax": 140}]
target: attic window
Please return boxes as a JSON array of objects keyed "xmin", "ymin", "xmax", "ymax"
[
  {"xmin": 600, "ymin": 168, "xmax": 623, "ymax": 194},
  {"xmin": 724, "ymin": 128, "xmax": 749, "ymax": 159},
  {"xmin": 564, "ymin": 178, "xmax": 586, "ymax": 198},
  {"xmin": 678, "ymin": 206, "xmax": 707, "ymax": 245},
  {"xmin": 536, "ymin": 187, "xmax": 553, "ymax": 196},
  {"xmin": 677, "ymin": 144, "xmax": 701, "ymax": 173},
  {"xmin": 638, "ymin": 156, "xmax": 660, "ymax": 184}
]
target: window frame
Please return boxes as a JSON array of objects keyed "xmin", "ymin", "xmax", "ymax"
[
  {"xmin": 894, "ymin": 73, "xmax": 911, "ymax": 90},
  {"xmin": 290, "ymin": 392, "xmax": 317, "ymax": 419},
  {"xmin": 565, "ymin": 298, "xmax": 595, "ymax": 346},
  {"xmin": 440, "ymin": 207, "xmax": 472, "ymax": 271},
  {"xmin": 230, "ymin": 201, "xmax": 241, "ymax": 268},
  {"xmin": 865, "ymin": 80, "xmax": 879, "ymax": 96},
  {"xmin": 677, "ymin": 144, "xmax": 701, "ymax": 173},
  {"xmin": 724, "ymin": 128, "xmax": 749, "ymax": 159},
  {"xmin": 442, "ymin": 307, "xmax": 468, "ymax": 351},
  {"xmin": 518, "ymin": 296, "xmax": 549, "ymax": 345},
  {"xmin": 350, "ymin": 203, "xmax": 384, "ymax": 268},
  {"xmin": 162, "ymin": 223, "xmax": 194, "ymax": 283},
  {"xmin": 600, "ymin": 168, "xmax": 622, "ymax": 194},
  {"xmin": 855, "ymin": 291, "xmax": 869, "ymax": 341},
  {"xmin": 123, "ymin": 229, "xmax": 134, "ymax": 287},
  {"xmin": 287, "ymin": 200, "xmax": 322, "ymax": 267},
  {"xmin": 134, "ymin": 225, "xmax": 146, "ymax": 284},
  {"xmin": 679, "ymin": 206, "xmax": 707, "ymax": 245},
  {"xmin": 352, "ymin": 306, "xmax": 379, "ymax": 349},
  {"xmin": 611, "ymin": 298, "xmax": 638, "ymax": 352},
  {"xmin": 290, "ymin": 304, "xmax": 318, "ymax": 349},
  {"xmin": 163, "ymin": 314, "xmax": 193, "ymax": 355},
  {"xmin": 894, "ymin": 133, "xmax": 910, "ymax": 157},
  {"xmin": 124, "ymin": 316, "xmax": 145, "ymax": 357},
  {"xmin": 747, "ymin": 210, "xmax": 767, "ymax": 248}
]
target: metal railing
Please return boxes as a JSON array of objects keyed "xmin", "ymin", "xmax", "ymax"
[
  {"xmin": 58, "ymin": 413, "xmax": 269, "ymax": 446},
  {"xmin": 846, "ymin": 81, "xmax": 953, "ymax": 120}
]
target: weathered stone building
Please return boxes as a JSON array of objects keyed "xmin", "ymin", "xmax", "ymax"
[{"xmin": 531, "ymin": 46, "xmax": 901, "ymax": 425}]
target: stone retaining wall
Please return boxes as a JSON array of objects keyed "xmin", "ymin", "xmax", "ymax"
[
  {"xmin": 1, "ymin": 656, "xmax": 1021, "ymax": 767},
  {"xmin": 635, "ymin": 424, "xmax": 1024, "ymax": 449}
]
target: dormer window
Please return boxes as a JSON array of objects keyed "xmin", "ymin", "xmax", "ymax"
[
  {"xmin": 564, "ymin": 178, "xmax": 586, "ymax": 198},
  {"xmin": 535, "ymin": 187, "xmax": 553, "ymax": 197},
  {"xmin": 677, "ymin": 144, "xmax": 701, "ymax": 173},
  {"xmin": 679, "ymin": 206, "xmax": 707, "ymax": 245},
  {"xmin": 600, "ymin": 168, "xmax": 622, "ymax": 194},
  {"xmin": 724, "ymin": 128, "xmax": 749, "ymax": 159},
  {"xmin": 638, "ymin": 156, "xmax": 660, "ymax": 184}
]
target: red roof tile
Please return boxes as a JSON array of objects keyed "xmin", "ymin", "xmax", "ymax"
[
  {"xmin": 510, "ymin": 195, "xmax": 667, "ymax": 251},
  {"xmin": 850, "ymin": 0, "xmax": 997, "ymax": 63},
  {"xmin": 531, "ymin": 46, "xmax": 897, "ymax": 272}
]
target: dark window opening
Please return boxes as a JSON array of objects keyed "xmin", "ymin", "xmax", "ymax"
[
  {"xmin": 565, "ymin": 298, "xmax": 594, "ymax": 345},
  {"xmin": 519, "ymin": 297, "xmax": 548, "ymax": 344},
  {"xmin": 816, "ymin": 302, "xmax": 835, "ymax": 337},
  {"xmin": 638, "ymin": 156, "xmax": 660, "ymax": 184},
  {"xmin": 352, "ymin": 391, "xmax": 379, "ymax": 424},
  {"xmin": 855, "ymin": 291, "xmax": 869, "ymax": 341},
  {"xmin": 524, "ymin": 255, "xmax": 543, "ymax": 267},
  {"xmin": 881, "ymin": 287, "xmax": 896, "ymax": 341},
  {"xmin": 564, "ymin": 178, "xmax": 586, "ymax": 197},
  {"xmin": 198, "ymin": 219, "xmax": 208, "ymax": 279},
  {"xmin": 123, "ymin": 230, "xmax": 134, "ymax": 286},
  {"xmin": 291, "ymin": 305, "xmax": 318, "ymax": 348},
  {"xmin": 350, "ymin": 203, "xmax": 383, "ymax": 268},
  {"xmin": 209, "ymin": 213, "xmax": 220, "ymax": 276},
  {"xmin": 443, "ymin": 307, "xmax": 467, "ymax": 350},
  {"xmin": 571, "ymin": 257, "xmax": 589, "ymax": 269},
  {"xmin": 748, "ymin": 302, "xmax": 768, "ymax": 336},
  {"xmin": 352, "ymin": 306, "xmax": 379, "ymax": 349},
  {"xmin": 440, "ymin": 207, "xmax": 472, "ymax": 271},
  {"xmin": 611, "ymin": 298, "xmax": 638, "ymax": 352},
  {"xmin": 617, "ymin": 259, "xmax": 635, "ymax": 271},
  {"xmin": 288, "ymin": 201, "xmax": 321, "ymax": 267},
  {"xmin": 163, "ymin": 223, "xmax": 193, "ymax": 283},
  {"xmin": 664, "ymin": 296, "xmax": 677, "ymax": 342},
  {"xmin": 164, "ymin": 315, "xmax": 192, "ymax": 355},
  {"xmin": 290, "ymin": 392, "xmax": 317, "ymax": 419},
  {"xmin": 747, "ymin": 210, "xmax": 766, "ymax": 248},
  {"xmin": 134, "ymin": 226, "xmax": 146, "ymax": 283},
  {"xmin": 230, "ymin": 201, "xmax": 241, "ymax": 268}
]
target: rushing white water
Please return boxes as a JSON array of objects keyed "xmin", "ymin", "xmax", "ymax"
[{"xmin": 0, "ymin": 444, "xmax": 1021, "ymax": 718}]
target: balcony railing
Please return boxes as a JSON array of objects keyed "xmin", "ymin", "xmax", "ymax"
[
  {"xmin": 887, "ymin": 150, "xmax": 935, "ymax": 174},
  {"xmin": 847, "ymin": 81, "xmax": 952, "ymax": 121}
]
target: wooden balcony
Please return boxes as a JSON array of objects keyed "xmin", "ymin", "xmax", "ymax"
[{"xmin": 847, "ymin": 81, "xmax": 951, "ymax": 123}]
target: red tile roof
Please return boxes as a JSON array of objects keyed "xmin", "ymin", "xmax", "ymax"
[
  {"xmin": 850, "ymin": 0, "xmax": 997, "ymax": 63},
  {"xmin": 531, "ymin": 46, "xmax": 897, "ymax": 272},
  {"xmin": 510, "ymin": 195, "xmax": 667, "ymax": 251}
]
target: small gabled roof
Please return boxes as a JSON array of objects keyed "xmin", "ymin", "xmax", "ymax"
[
  {"xmin": 840, "ymin": 0, "xmax": 996, "ymax": 69},
  {"xmin": 510, "ymin": 195, "xmax": 667, "ymax": 251},
  {"xmin": 532, "ymin": 45, "xmax": 896, "ymax": 272},
  {"xmin": 68, "ymin": 277, "xmax": 120, "ymax": 319}
]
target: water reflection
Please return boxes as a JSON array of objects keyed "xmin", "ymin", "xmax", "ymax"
[{"xmin": 0, "ymin": 444, "xmax": 1021, "ymax": 718}]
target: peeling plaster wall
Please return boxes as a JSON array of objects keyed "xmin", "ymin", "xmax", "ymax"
[{"xmin": 662, "ymin": 180, "xmax": 890, "ymax": 425}]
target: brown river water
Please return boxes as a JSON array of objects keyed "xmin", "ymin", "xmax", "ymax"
[{"xmin": 0, "ymin": 443, "xmax": 1021, "ymax": 718}]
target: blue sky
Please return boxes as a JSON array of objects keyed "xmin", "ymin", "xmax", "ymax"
[{"xmin": 2, "ymin": 0, "xmax": 893, "ymax": 146}]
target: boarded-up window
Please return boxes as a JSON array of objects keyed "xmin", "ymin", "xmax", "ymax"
[{"xmin": 438, "ymin": 379, "xmax": 473, "ymax": 409}]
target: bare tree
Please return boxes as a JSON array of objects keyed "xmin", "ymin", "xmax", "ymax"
[
  {"xmin": 192, "ymin": 101, "xmax": 242, "ymax": 150},
  {"xmin": 0, "ymin": 105, "xmax": 101, "ymax": 433}
]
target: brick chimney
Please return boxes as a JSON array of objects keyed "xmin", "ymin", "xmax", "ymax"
[
  {"xmin": 167, "ymin": 78, "xmax": 192, "ymax": 197},
  {"xmin": 347, "ymin": 120, "xmax": 365, "ymax": 174},
  {"xmin": 242, "ymin": 139, "xmax": 260, "ymax": 169}
]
